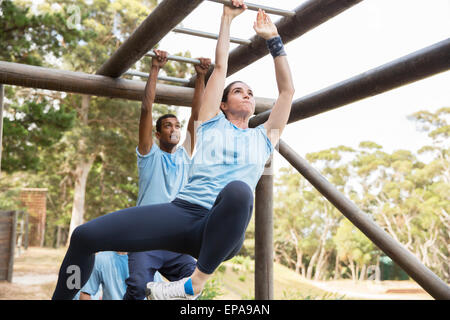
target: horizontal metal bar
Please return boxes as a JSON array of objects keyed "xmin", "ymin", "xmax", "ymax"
[
  {"xmin": 0, "ymin": 60, "xmax": 197, "ymax": 106},
  {"xmin": 145, "ymin": 52, "xmax": 215, "ymax": 66},
  {"xmin": 125, "ymin": 70, "xmax": 190, "ymax": 84},
  {"xmin": 96, "ymin": 0, "xmax": 204, "ymax": 78},
  {"xmin": 207, "ymin": 0, "xmax": 295, "ymax": 17},
  {"xmin": 0, "ymin": 61, "xmax": 274, "ymax": 112},
  {"xmin": 186, "ymin": 0, "xmax": 363, "ymax": 87},
  {"xmin": 172, "ymin": 26, "xmax": 251, "ymax": 45},
  {"xmin": 277, "ymin": 139, "xmax": 450, "ymax": 300},
  {"xmin": 249, "ymin": 38, "xmax": 450, "ymax": 128}
]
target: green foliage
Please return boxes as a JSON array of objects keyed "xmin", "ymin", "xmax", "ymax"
[
  {"xmin": 282, "ymin": 289, "xmax": 346, "ymax": 300},
  {"xmin": 408, "ymin": 107, "xmax": 450, "ymax": 141},
  {"xmin": 0, "ymin": 0, "xmax": 86, "ymax": 65},
  {"xmin": 0, "ymin": 0, "xmax": 86, "ymax": 174},
  {"xmin": 334, "ymin": 219, "xmax": 375, "ymax": 265},
  {"xmin": 198, "ymin": 277, "xmax": 223, "ymax": 300},
  {"xmin": 2, "ymin": 99, "xmax": 75, "ymax": 172},
  {"xmin": 274, "ymin": 108, "xmax": 449, "ymax": 282},
  {"xmin": 0, "ymin": 0, "xmax": 193, "ymax": 247},
  {"xmin": 0, "ymin": 177, "xmax": 25, "ymax": 210}
]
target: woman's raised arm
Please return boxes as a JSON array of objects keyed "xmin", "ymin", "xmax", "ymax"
[
  {"xmin": 254, "ymin": 10, "xmax": 295, "ymax": 146},
  {"xmin": 198, "ymin": 0, "xmax": 247, "ymax": 122}
]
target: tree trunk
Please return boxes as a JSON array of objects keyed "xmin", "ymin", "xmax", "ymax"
[
  {"xmin": 376, "ymin": 255, "xmax": 381, "ymax": 281},
  {"xmin": 313, "ymin": 246, "xmax": 327, "ymax": 280},
  {"xmin": 349, "ymin": 259, "xmax": 356, "ymax": 281},
  {"xmin": 306, "ymin": 249, "xmax": 319, "ymax": 279},
  {"xmin": 359, "ymin": 263, "xmax": 367, "ymax": 281},
  {"xmin": 66, "ymin": 95, "xmax": 96, "ymax": 244},
  {"xmin": 295, "ymin": 251, "xmax": 303, "ymax": 275},
  {"xmin": 334, "ymin": 254, "xmax": 340, "ymax": 280},
  {"xmin": 56, "ymin": 225, "xmax": 62, "ymax": 248},
  {"xmin": 355, "ymin": 263, "xmax": 360, "ymax": 282},
  {"xmin": 301, "ymin": 265, "xmax": 306, "ymax": 278},
  {"xmin": 67, "ymin": 155, "xmax": 95, "ymax": 243},
  {"xmin": 310, "ymin": 221, "xmax": 331, "ymax": 280},
  {"xmin": 315, "ymin": 251, "xmax": 330, "ymax": 281}
]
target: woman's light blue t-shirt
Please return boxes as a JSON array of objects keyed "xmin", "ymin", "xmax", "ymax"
[
  {"xmin": 136, "ymin": 143, "xmax": 191, "ymax": 206},
  {"xmin": 176, "ymin": 112, "xmax": 273, "ymax": 210}
]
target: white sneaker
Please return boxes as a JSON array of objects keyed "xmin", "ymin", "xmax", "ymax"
[{"xmin": 146, "ymin": 277, "xmax": 201, "ymax": 300}]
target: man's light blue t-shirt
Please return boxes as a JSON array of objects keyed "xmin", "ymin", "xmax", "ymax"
[
  {"xmin": 177, "ymin": 112, "xmax": 273, "ymax": 210},
  {"xmin": 74, "ymin": 251, "xmax": 164, "ymax": 300},
  {"xmin": 80, "ymin": 251, "xmax": 129, "ymax": 300},
  {"xmin": 136, "ymin": 143, "xmax": 191, "ymax": 206}
]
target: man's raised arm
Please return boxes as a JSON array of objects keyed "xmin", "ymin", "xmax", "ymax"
[
  {"xmin": 138, "ymin": 50, "xmax": 168, "ymax": 155},
  {"xmin": 183, "ymin": 57, "xmax": 211, "ymax": 156}
]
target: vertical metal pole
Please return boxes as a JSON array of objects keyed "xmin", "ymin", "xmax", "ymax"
[
  {"xmin": 254, "ymin": 155, "xmax": 274, "ymax": 300},
  {"xmin": 0, "ymin": 84, "xmax": 4, "ymax": 174},
  {"xmin": 8, "ymin": 211, "xmax": 17, "ymax": 282},
  {"xmin": 24, "ymin": 211, "xmax": 29, "ymax": 250}
]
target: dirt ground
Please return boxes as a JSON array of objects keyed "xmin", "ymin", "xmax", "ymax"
[
  {"xmin": 0, "ymin": 247, "xmax": 436, "ymax": 300},
  {"xmin": 0, "ymin": 247, "xmax": 64, "ymax": 300}
]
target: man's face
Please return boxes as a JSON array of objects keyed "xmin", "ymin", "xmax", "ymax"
[{"xmin": 156, "ymin": 117, "xmax": 181, "ymax": 145}]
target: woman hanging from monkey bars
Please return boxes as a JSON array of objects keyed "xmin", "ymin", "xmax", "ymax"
[{"xmin": 52, "ymin": 0, "xmax": 294, "ymax": 300}]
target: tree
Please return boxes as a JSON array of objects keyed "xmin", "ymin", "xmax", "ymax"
[
  {"xmin": 303, "ymin": 146, "xmax": 353, "ymax": 280},
  {"xmin": 349, "ymin": 108, "xmax": 449, "ymax": 281},
  {"xmin": 0, "ymin": 0, "xmax": 84, "ymax": 66},
  {"xmin": 274, "ymin": 108, "xmax": 449, "ymax": 282},
  {"xmin": 407, "ymin": 107, "xmax": 449, "ymax": 280},
  {"xmin": 0, "ymin": 0, "xmax": 196, "ymax": 247},
  {"xmin": 273, "ymin": 146, "xmax": 353, "ymax": 280},
  {"xmin": 333, "ymin": 219, "xmax": 376, "ymax": 281},
  {"xmin": 274, "ymin": 167, "xmax": 309, "ymax": 277},
  {"xmin": 37, "ymin": 0, "xmax": 152, "ymax": 238},
  {"xmin": 0, "ymin": 0, "xmax": 85, "ymax": 172},
  {"xmin": 42, "ymin": 0, "xmax": 195, "ymax": 241},
  {"xmin": 2, "ymin": 98, "xmax": 75, "ymax": 172}
]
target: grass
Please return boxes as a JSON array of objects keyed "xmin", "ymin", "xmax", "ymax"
[{"xmin": 212, "ymin": 256, "xmax": 346, "ymax": 300}]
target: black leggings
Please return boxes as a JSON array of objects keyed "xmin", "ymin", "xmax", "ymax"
[{"xmin": 52, "ymin": 181, "xmax": 253, "ymax": 300}]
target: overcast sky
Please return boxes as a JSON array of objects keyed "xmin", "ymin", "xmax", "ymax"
[{"xmin": 159, "ymin": 0, "xmax": 450, "ymax": 172}]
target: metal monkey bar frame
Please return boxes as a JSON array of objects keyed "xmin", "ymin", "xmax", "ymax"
[{"xmin": 1, "ymin": 0, "xmax": 449, "ymax": 300}]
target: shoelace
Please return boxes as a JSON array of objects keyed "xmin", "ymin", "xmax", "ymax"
[{"xmin": 161, "ymin": 280, "xmax": 187, "ymax": 299}]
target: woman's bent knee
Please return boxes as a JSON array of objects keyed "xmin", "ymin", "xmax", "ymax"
[
  {"xmin": 222, "ymin": 180, "xmax": 254, "ymax": 206},
  {"xmin": 69, "ymin": 224, "xmax": 93, "ymax": 249}
]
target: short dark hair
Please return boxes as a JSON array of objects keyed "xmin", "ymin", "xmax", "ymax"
[{"xmin": 156, "ymin": 114, "xmax": 177, "ymax": 133}]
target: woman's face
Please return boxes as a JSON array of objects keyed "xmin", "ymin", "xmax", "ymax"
[{"xmin": 221, "ymin": 82, "xmax": 256, "ymax": 119}]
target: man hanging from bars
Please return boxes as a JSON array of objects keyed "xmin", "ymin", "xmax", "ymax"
[{"xmin": 122, "ymin": 49, "xmax": 211, "ymax": 300}]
